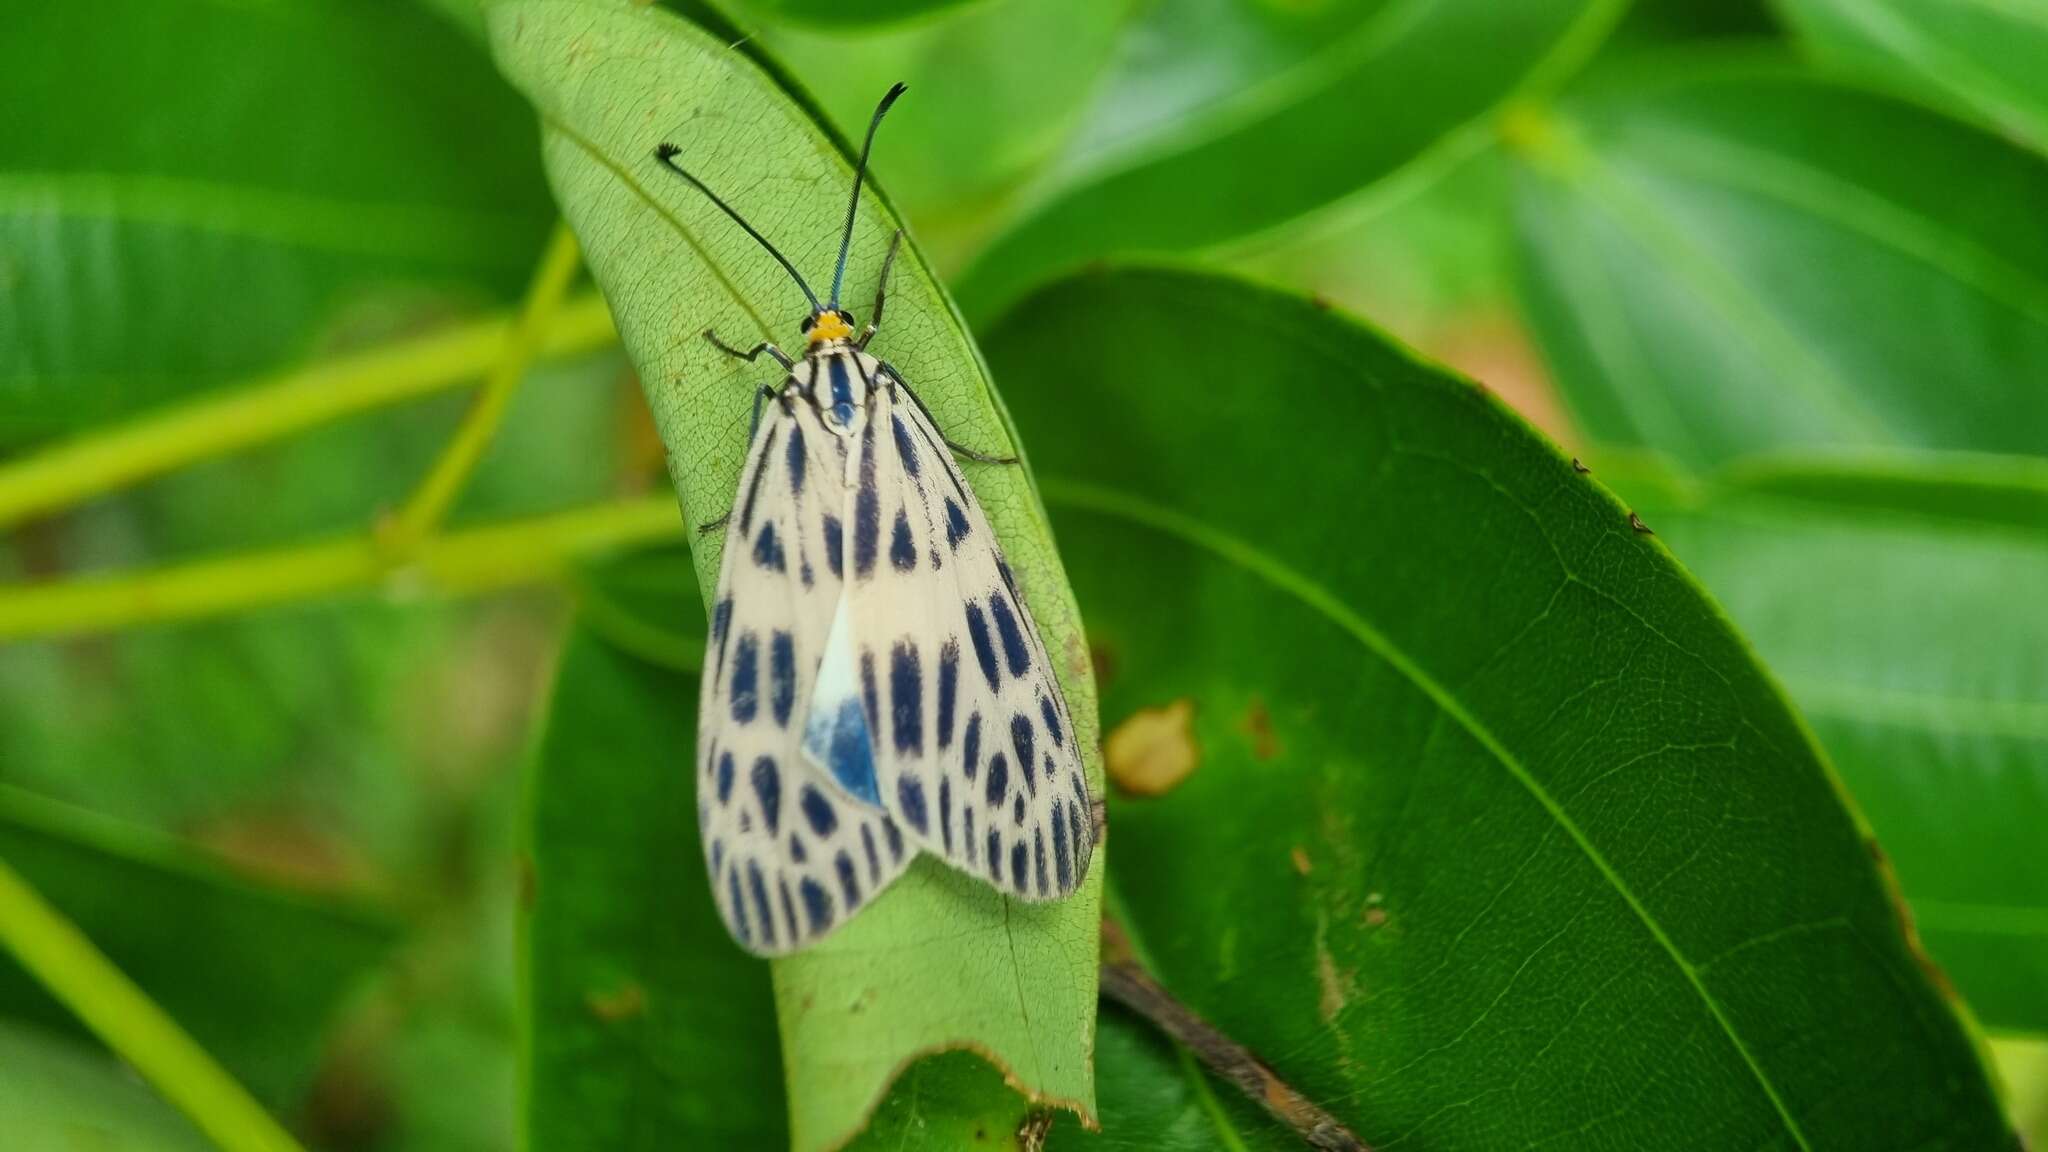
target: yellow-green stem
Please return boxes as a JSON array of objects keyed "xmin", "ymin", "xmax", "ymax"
[
  {"xmin": 0, "ymin": 854, "xmax": 306, "ymax": 1152},
  {"xmin": 0, "ymin": 293, "xmax": 617, "ymax": 530},
  {"xmin": 0, "ymin": 497, "xmax": 684, "ymax": 641},
  {"xmin": 387, "ymin": 223, "xmax": 585, "ymax": 548}
]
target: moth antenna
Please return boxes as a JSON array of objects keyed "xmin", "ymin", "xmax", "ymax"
[
  {"xmin": 654, "ymin": 141, "xmax": 822, "ymax": 312},
  {"xmin": 829, "ymin": 82, "xmax": 907, "ymax": 309}
]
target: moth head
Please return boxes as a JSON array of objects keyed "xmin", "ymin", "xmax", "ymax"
[{"xmin": 802, "ymin": 309, "xmax": 856, "ymax": 345}]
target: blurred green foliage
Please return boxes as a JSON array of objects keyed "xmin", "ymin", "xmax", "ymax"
[{"xmin": 1, "ymin": 0, "xmax": 2041, "ymax": 1149}]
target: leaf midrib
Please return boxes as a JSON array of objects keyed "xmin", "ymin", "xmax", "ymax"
[{"xmin": 1043, "ymin": 476, "xmax": 1818, "ymax": 1151}]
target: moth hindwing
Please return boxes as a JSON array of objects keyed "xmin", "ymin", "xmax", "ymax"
[{"xmin": 662, "ymin": 84, "xmax": 1094, "ymax": 955}]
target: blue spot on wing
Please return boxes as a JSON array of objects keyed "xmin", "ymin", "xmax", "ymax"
[
  {"xmin": 965, "ymin": 604, "xmax": 1000, "ymax": 692},
  {"xmin": 823, "ymin": 515, "xmax": 844, "ymax": 579},
  {"xmin": 799, "ymin": 878, "xmax": 832, "ymax": 934},
  {"xmin": 730, "ymin": 632, "xmax": 758, "ymax": 723},
  {"xmin": 752, "ymin": 757, "xmax": 780, "ymax": 834},
  {"xmin": 770, "ymin": 631, "xmax": 796, "ymax": 728},
  {"xmin": 800, "ymin": 786, "xmax": 837, "ymax": 837},
  {"xmin": 1040, "ymin": 696, "xmax": 1063, "ymax": 749},
  {"xmin": 753, "ymin": 522, "xmax": 785, "ymax": 572},
  {"xmin": 944, "ymin": 499, "xmax": 969, "ymax": 549},
  {"xmin": 990, "ymin": 595, "xmax": 1030, "ymax": 677},
  {"xmin": 786, "ymin": 422, "xmax": 807, "ymax": 495},
  {"xmin": 890, "ymin": 641, "xmax": 923, "ymax": 753},
  {"xmin": 897, "ymin": 775, "xmax": 927, "ymax": 834},
  {"xmin": 889, "ymin": 509, "xmax": 916, "ymax": 571},
  {"xmin": 936, "ymin": 642, "xmax": 958, "ymax": 750}
]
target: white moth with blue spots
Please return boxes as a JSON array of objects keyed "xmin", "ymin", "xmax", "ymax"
[{"xmin": 657, "ymin": 84, "xmax": 1095, "ymax": 956}]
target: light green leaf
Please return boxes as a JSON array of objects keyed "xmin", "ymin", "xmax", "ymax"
[
  {"xmin": 985, "ymin": 265, "xmax": 2016, "ymax": 1148},
  {"xmin": 0, "ymin": 1019, "xmax": 212, "ymax": 1152},
  {"xmin": 0, "ymin": 785, "xmax": 396, "ymax": 1107},
  {"xmin": 1777, "ymin": 0, "xmax": 2048, "ymax": 155},
  {"xmin": 0, "ymin": 0, "xmax": 553, "ymax": 444},
  {"xmin": 1616, "ymin": 451, "xmax": 2048, "ymax": 1035},
  {"xmin": 487, "ymin": 3, "xmax": 1103, "ymax": 1147},
  {"xmin": 953, "ymin": 0, "xmax": 1630, "ymax": 319},
  {"xmin": 1510, "ymin": 60, "xmax": 2048, "ymax": 469},
  {"xmin": 738, "ymin": 0, "xmax": 1128, "ymax": 268}
]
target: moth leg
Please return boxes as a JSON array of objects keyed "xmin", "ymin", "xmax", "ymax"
[
  {"xmin": 856, "ymin": 229, "xmax": 905, "ymax": 350},
  {"xmin": 876, "ymin": 358, "xmax": 1020, "ymax": 466},
  {"xmin": 705, "ymin": 328, "xmax": 794, "ymax": 370},
  {"xmin": 698, "ymin": 512, "xmax": 729, "ymax": 536}
]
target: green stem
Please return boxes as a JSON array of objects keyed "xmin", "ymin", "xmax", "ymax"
[
  {"xmin": 0, "ymin": 293, "xmax": 617, "ymax": 530},
  {"xmin": 0, "ymin": 854, "xmax": 306, "ymax": 1152},
  {"xmin": 0, "ymin": 497, "xmax": 684, "ymax": 641},
  {"xmin": 387, "ymin": 222, "xmax": 585, "ymax": 548}
]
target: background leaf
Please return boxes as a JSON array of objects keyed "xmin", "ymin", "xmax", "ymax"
[
  {"xmin": 1510, "ymin": 60, "xmax": 2048, "ymax": 470},
  {"xmin": 487, "ymin": 3, "xmax": 1103, "ymax": 1146},
  {"xmin": 0, "ymin": 0, "xmax": 552, "ymax": 443},
  {"xmin": 954, "ymin": 0, "xmax": 1630, "ymax": 319},
  {"xmin": 1613, "ymin": 453, "xmax": 2048, "ymax": 1034},
  {"xmin": 525, "ymin": 619, "xmax": 786, "ymax": 1148},
  {"xmin": 1776, "ymin": 0, "xmax": 2048, "ymax": 154},
  {"xmin": 985, "ymin": 265, "xmax": 2015, "ymax": 1149},
  {"xmin": 0, "ymin": 786, "xmax": 396, "ymax": 1107},
  {"xmin": 738, "ymin": 0, "xmax": 1129, "ymax": 269},
  {"xmin": 0, "ymin": 1019, "xmax": 212, "ymax": 1151},
  {"xmin": 730, "ymin": 0, "xmax": 985, "ymax": 30}
]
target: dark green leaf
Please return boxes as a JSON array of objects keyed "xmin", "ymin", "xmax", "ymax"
[
  {"xmin": 1777, "ymin": 0, "xmax": 2048, "ymax": 154},
  {"xmin": 954, "ymin": 0, "xmax": 1629, "ymax": 318},
  {"xmin": 525, "ymin": 621, "xmax": 786, "ymax": 1147},
  {"xmin": 489, "ymin": 8, "xmax": 1105, "ymax": 1144},
  {"xmin": 985, "ymin": 266, "xmax": 2015, "ymax": 1149},
  {"xmin": 0, "ymin": 1019, "xmax": 211, "ymax": 1151},
  {"xmin": 0, "ymin": 786, "xmax": 397, "ymax": 1107},
  {"xmin": 1510, "ymin": 61, "xmax": 2048, "ymax": 469},
  {"xmin": 1617, "ymin": 451, "xmax": 2048, "ymax": 1034},
  {"xmin": 0, "ymin": 0, "xmax": 553, "ymax": 444}
]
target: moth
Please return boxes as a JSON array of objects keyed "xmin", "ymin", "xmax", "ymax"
[{"xmin": 656, "ymin": 85, "xmax": 1095, "ymax": 956}]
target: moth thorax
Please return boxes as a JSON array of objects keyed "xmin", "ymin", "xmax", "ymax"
[{"xmin": 806, "ymin": 350, "xmax": 870, "ymax": 435}]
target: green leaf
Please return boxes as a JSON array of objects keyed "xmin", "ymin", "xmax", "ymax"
[
  {"xmin": 0, "ymin": 785, "xmax": 397, "ymax": 1107},
  {"xmin": 1509, "ymin": 60, "xmax": 2048, "ymax": 469},
  {"xmin": 0, "ymin": 1019, "xmax": 212, "ymax": 1151},
  {"xmin": 984, "ymin": 265, "xmax": 2015, "ymax": 1149},
  {"xmin": 738, "ymin": 0, "xmax": 1128, "ymax": 267},
  {"xmin": 953, "ymin": 0, "xmax": 1630, "ymax": 319},
  {"xmin": 731, "ymin": 0, "xmax": 986, "ymax": 30},
  {"xmin": 1615, "ymin": 451, "xmax": 2048, "ymax": 1035},
  {"xmin": 487, "ymin": 3, "xmax": 1103, "ymax": 1146},
  {"xmin": 1776, "ymin": 0, "xmax": 2048, "ymax": 155},
  {"xmin": 525, "ymin": 622, "xmax": 786, "ymax": 1147},
  {"xmin": 0, "ymin": 0, "xmax": 553, "ymax": 444}
]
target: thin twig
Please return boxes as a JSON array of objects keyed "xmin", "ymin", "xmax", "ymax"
[
  {"xmin": 0, "ymin": 854, "xmax": 306, "ymax": 1152},
  {"xmin": 385, "ymin": 221, "xmax": 584, "ymax": 547},
  {"xmin": 1100, "ymin": 925, "xmax": 1368, "ymax": 1152},
  {"xmin": 0, "ymin": 496, "xmax": 683, "ymax": 641},
  {"xmin": 0, "ymin": 293, "xmax": 616, "ymax": 530}
]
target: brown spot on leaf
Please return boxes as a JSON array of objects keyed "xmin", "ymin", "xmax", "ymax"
[
  {"xmin": 1316, "ymin": 944, "xmax": 1350, "ymax": 1025},
  {"xmin": 1362, "ymin": 906, "xmax": 1387, "ymax": 928},
  {"xmin": 1629, "ymin": 511, "xmax": 1653, "ymax": 535},
  {"xmin": 1571, "ymin": 457, "xmax": 1590, "ymax": 474},
  {"xmin": 586, "ymin": 981, "xmax": 646, "ymax": 1023},
  {"xmin": 1240, "ymin": 696, "xmax": 1281, "ymax": 760},
  {"xmin": 1088, "ymin": 643, "xmax": 1119, "ymax": 689},
  {"xmin": 1290, "ymin": 847, "xmax": 1312, "ymax": 876},
  {"xmin": 1106, "ymin": 699, "xmax": 1198, "ymax": 797}
]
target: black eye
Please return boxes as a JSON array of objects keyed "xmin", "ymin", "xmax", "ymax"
[
  {"xmin": 799, "ymin": 316, "xmax": 815, "ymax": 333},
  {"xmin": 836, "ymin": 310, "xmax": 854, "ymax": 325}
]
